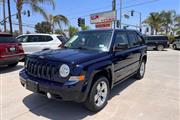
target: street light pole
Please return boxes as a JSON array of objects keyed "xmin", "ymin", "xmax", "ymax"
[
  {"xmin": 120, "ymin": 0, "xmax": 122, "ymax": 29},
  {"xmin": 7, "ymin": 0, "xmax": 13, "ymax": 34}
]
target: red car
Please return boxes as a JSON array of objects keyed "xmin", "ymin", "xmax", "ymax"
[{"xmin": 0, "ymin": 33, "xmax": 24, "ymax": 67}]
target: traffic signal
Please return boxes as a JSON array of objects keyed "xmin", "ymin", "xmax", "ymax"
[
  {"xmin": 27, "ymin": 10, "xmax": 30, "ymax": 17},
  {"xmin": 131, "ymin": 10, "xmax": 134, "ymax": 16},
  {"xmin": 123, "ymin": 25, "xmax": 129, "ymax": 29},
  {"xmin": 78, "ymin": 18, "xmax": 85, "ymax": 27},
  {"xmin": 116, "ymin": 20, "xmax": 120, "ymax": 28},
  {"xmin": 78, "ymin": 18, "xmax": 81, "ymax": 27},
  {"xmin": 81, "ymin": 18, "xmax": 85, "ymax": 26},
  {"xmin": 112, "ymin": 0, "xmax": 116, "ymax": 11}
]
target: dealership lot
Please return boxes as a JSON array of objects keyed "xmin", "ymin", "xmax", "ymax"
[{"xmin": 0, "ymin": 49, "xmax": 179, "ymax": 120}]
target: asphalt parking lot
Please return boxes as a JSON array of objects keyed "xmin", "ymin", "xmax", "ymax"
[{"xmin": 0, "ymin": 49, "xmax": 179, "ymax": 120}]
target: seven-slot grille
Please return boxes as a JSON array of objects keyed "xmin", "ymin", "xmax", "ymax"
[{"xmin": 26, "ymin": 59, "xmax": 57, "ymax": 81}]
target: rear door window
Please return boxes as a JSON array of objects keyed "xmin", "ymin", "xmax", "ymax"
[
  {"xmin": 128, "ymin": 32, "xmax": 139, "ymax": 47},
  {"xmin": 28, "ymin": 35, "xmax": 53, "ymax": 42}
]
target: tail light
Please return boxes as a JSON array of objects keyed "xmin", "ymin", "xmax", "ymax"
[
  {"xmin": 17, "ymin": 43, "xmax": 24, "ymax": 52},
  {"xmin": 58, "ymin": 44, "xmax": 64, "ymax": 48}
]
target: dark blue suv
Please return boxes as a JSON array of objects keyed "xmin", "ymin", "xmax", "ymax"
[{"xmin": 19, "ymin": 29, "xmax": 147, "ymax": 112}]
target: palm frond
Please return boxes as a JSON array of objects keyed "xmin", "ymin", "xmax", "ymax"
[{"xmin": 30, "ymin": 3, "xmax": 48, "ymax": 20}]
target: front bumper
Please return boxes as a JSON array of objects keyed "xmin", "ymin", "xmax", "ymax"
[{"xmin": 19, "ymin": 70, "xmax": 89, "ymax": 103}]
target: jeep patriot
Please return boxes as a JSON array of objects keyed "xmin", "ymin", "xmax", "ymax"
[{"xmin": 19, "ymin": 29, "xmax": 147, "ymax": 112}]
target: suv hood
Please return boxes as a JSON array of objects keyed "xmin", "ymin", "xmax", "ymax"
[{"xmin": 30, "ymin": 49, "xmax": 109, "ymax": 64}]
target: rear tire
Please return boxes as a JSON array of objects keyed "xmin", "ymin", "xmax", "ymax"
[
  {"xmin": 157, "ymin": 45, "xmax": 164, "ymax": 51},
  {"xmin": 84, "ymin": 76, "xmax": 110, "ymax": 112},
  {"xmin": 135, "ymin": 60, "xmax": 146, "ymax": 79},
  {"xmin": 8, "ymin": 62, "xmax": 18, "ymax": 67}
]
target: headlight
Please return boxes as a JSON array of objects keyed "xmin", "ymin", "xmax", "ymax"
[{"xmin": 59, "ymin": 64, "xmax": 70, "ymax": 77}]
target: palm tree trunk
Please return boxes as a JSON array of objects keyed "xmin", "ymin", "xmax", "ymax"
[
  {"xmin": 155, "ymin": 29, "xmax": 158, "ymax": 35},
  {"xmin": 7, "ymin": 0, "xmax": 13, "ymax": 34},
  {"xmin": 165, "ymin": 25, "xmax": 168, "ymax": 35},
  {"xmin": 150, "ymin": 26, "xmax": 154, "ymax": 35},
  {"xmin": 3, "ymin": 0, "xmax": 6, "ymax": 32},
  {"xmin": 17, "ymin": 8, "xmax": 23, "ymax": 34}
]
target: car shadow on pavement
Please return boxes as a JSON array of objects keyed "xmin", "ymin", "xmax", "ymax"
[
  {"xmin": 22, "ymin": 78, "xmax": 136, "ymax": 120},
  {"xmin": 0, "ymin": 64, "xmax": 23, "ymax": 74}
]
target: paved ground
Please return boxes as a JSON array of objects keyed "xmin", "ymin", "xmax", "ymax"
[{"xmin": 0, "ymin": 49, "xmax": 180, "ymax": 120}]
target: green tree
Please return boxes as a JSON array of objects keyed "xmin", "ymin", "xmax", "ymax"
[
  {"xmin": 68, "ymin": 26, "xmax": 78, "ymax": 38},
  {"xmin": 26, "ymin": 31, "xmax": 31, "ymax": 34},
  {"xmin": 160, "ymin": 10, "xmax": 176, "ymax": 34},
  {"xmin": 14, "ymin": 0, "xmax": 55, "ymax": 34},
  {"xmin": 13, "ymin": 30, "xmax": 19, "ymax": 37},
  {"xmin": 143, "ymin": 12, "xmax": 162, "ymax": 35},
  {"xmin": 81, "ymin": 25, "xmax": 91, "ymax": 31},
  {"xmin": 55, "ymin": 29, "xmax": 66, "ymax": 36},
  {"xmin": 174, "ymin": 15, "xmax": 180, "ymax": 35},
  {"xmin": 48, "ymin": 14, "xmax": 68, "ymax": 33},
  {"xmin": 35, "ymin": 21, "xmax": 52, "ymax": 33}
]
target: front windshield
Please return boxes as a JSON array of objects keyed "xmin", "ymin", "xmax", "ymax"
[{"xmin": 64, "ymin": 31, "xmax": 112, "ymax": 51}]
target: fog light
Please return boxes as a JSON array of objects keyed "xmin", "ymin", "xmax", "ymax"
[{"xmin": 47, "ymin": 92, "xmax": 52, "ymax": 99}]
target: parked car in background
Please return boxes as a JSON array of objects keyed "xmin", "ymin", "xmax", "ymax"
[
  {"xmin": 0, "ymin": 33, "xmax": 24, "ymax": 67},
  {"xmin": 172, "ymin": 36, "xmax": 180, "ymax": 50},
  {"xmin": 19, "ymin": 29, "xmax": 147, "ymax": 112},
  {"xmin": 144, "ymin": 35, "xmax": 169, "ymax": 51},
  {"xmin": 16, "ymin": 34, "xmax": 67, "ymax": 55}
]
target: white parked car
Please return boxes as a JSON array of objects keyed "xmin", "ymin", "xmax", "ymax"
[{"xmin": 16, "ymin": 34, "xmax": 67, "ymax": 54}]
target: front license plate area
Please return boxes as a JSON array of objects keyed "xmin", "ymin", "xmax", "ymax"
[{"xmin": 26, "ymin": 80, "xmax": 39, "ymax": 92}]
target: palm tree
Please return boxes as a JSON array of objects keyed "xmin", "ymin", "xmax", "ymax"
[
  {"xmin": 81, "ymin": 25, "xmax": 91, "ymax": 31},
  {"xmin": 48, "ymin": 14, "xmax": 69, "ymax": 33},
  {"xmin": 14, "ymin": 0, "xmax": 55, "ymax": 34},
  {"xmin": 160, "ymin": 10, "xmax": 176, "ymax": 34},
  {"xmin": 174, "ymin": 15, "xmax": 180, "ymax": 35},
  {"xmin": 143, "ymin": 12, "xmax": 162, "ymax": 35},
  {"xmin": 68, "ymin": 26, "xmax": 78, "ymax": 38}
]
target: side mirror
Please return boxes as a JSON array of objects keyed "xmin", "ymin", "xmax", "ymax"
[{"xmin": 114, "ymin": 43, "xmax": 128, "ymax": 51}]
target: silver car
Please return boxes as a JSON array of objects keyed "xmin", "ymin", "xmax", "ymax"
[{"xmin": 172, "ymin": 36, "xmax": 180, "ymax": 50}]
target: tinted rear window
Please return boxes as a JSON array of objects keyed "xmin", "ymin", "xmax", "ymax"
[
  {"xmin": 0, "ymin": 36, "xmax": 17, "ymax": 43},
  {"xmin": 145, "ymin": 36, "xmax": 168, "ymax": 41}
]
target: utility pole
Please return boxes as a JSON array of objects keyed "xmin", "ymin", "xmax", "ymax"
[
  {"xmin": 7, "ymin": 0, "xmax": 13, "ymax": 34},
  {"xmin": 112, "ymin": 0, "xmax": 116, "ymax": 29},
  {"xmin": 3, "ymin": 0, "xmax": 6, "ymax": 32},
  {"xmin": 139, "ymin": 12, "xmax": 142, "ymax": 32},
  {"xmin": 120, "ymin": 0, "xmax": 122, "ymax": 29}
]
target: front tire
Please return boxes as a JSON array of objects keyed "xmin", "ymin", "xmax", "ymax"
[
  {"xmin": 173, "ymin": 44, "xmax": 177, "ymax": 50},
  {"xmin": 84, "ymin": 76, "xmax": 110, "ymax": 112},
  {"xmin": 135, "ymin": 60, "xmax": 146, "ymax": 79},
  {"xmin": 157, "ymin": 45, "xmax": 164, "ymax": 51}
]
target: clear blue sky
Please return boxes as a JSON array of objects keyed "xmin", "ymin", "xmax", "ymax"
[{"xmin": 0, "ymin": 0, "xmax": 179, "ymax": 33}]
